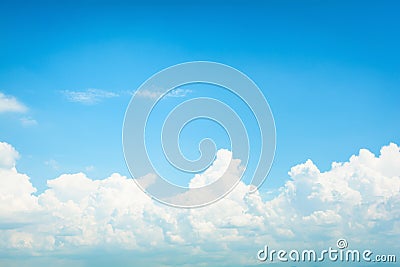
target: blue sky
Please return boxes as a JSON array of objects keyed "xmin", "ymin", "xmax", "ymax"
[
  {"xmin": 0, "ymin": 0, "xmax": 400, "ymax": 266},
  {"xmin": 1, "ymin": 0, "xmax": 399, "ymax": 192}
]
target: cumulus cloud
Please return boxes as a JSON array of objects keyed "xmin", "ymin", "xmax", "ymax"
[
  {"xmin": 0, "ymin": 142, "xmax": 399, "ymax": 265},
  {"xmin": 0, "ymin": 142, "xmax": 20, "ymax": 169},
  {"xmin": 61, "ymin": 89, "xmax": 119, "ymax": 104},
  {"xmin": 0, "ymin": 142, "xmax": 39, "ymax": 220},
  {"xmin": 189, "ymin": 149, "xmax": 232, "ymax": 188},
  {"xmin": 0, "ymin": 92, "xmax": 27, "ymax": 113}
]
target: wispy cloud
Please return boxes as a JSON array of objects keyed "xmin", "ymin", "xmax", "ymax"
[
  {"xmin": 61, "ymin": 89, "xmax": 119, "ymax": 104},
  {"xmin": 44, "ymin": 159, "xmax": 60, "ymax": 170},
  {"xmin": 168, "ymin": 88, "xmax": 192, "ymax": 98},
  {"xmin": 20, "ymin": 117, "xmax": 38, "ymax": 127},
  {"xmin": 0, "ymin": 92, "xmax": 27, "ymax": 113},
  {"xmin": 135, "ymin": 88, "xmax": 192, "ymax": 100},
  {"xmin": 85, "ymin": 165, "xmax": 95, "ymax": 172}
]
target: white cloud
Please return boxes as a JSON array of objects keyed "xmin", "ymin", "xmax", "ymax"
[
  {"xmin": 0, "ymin": 143, "xmax": 39, "ymax": 218},
  {"xmin": 0, "ymin": 142, "xmax": 20, "ymax": 169},
  {"xmin": 20, "ymin": 117, "xmax": 38, "ymax": 127},
  {"xmin": 189, "ymin": 149, "xmax": 232, "ymax": 188},
  {"xmin": 61, "ymin": 89, "xmax": 119, "ymax": 104},
  {"xmin": 0, "ymin": 142, "xmax": 399, "ymax": 264},
  {"xmin": 0, "ymin": 92, "xmax": 27, "ymax": 113},
  {"xmin": 135, "ymin": 88, "xmax": 192, "ymax": 100},
  {"xmin": 134, "ymin": 89, "xmax": 162, "ymax": 99},
  {"xmin": 167, "ymin": 88, "xmax": 192, "ymax": 98},
  {"xmin": 85, "ymin": 165, "xmax": 95, "ymax": 172},
  {"xmin": 44, "ymin": 159, "xmax": 60, "ymax": 170}
]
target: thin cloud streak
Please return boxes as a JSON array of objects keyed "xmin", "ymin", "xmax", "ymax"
[
  {"xmin": 61, "ymin": 89, "xmax": 119, "ymax": 104},
  {"xmin": 135, "ymin": 88, "xmax": 192, "ymax": 100}
]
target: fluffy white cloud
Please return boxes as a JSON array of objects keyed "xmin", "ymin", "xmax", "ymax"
[
  {"xmin": 0, "ymin": 143, "xmax": 39, "ymax": 220},
  {"xmin": 0, "ymin": 142, "xmax": 399, "ymax": 265},
  {"xmin": 0, "ymin": 92, "xmax": 27, "ymax": 113},
  {"xmin": 189, "ymin": 149, "xmax": 232, "ymax": 188},
  {"xmin": 0, "ymin": 142, "xmax": 20, "ymax": 169}
]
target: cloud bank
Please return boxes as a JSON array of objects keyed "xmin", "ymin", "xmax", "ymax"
[{"xmin": 0, "ymin": 141, "xmax": 399, "ymax": 265}]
